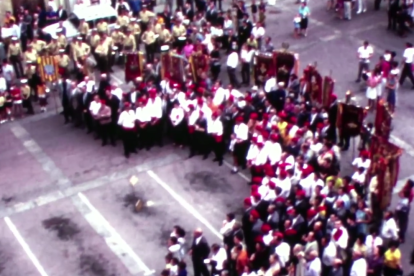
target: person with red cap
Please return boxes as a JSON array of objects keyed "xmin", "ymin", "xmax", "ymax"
[
  {"xmin": 208, "ymin": 110, "xmax": 224, "ymax": 165},
  {"xmin": 231, "ymin": 116, "xmax": 249, "ymax": 173},
  {"xmin": 169, "ymin": 100, "xmax": 186, "ymax": 148},
  {"xmin": 118, "ymin": 102, "xmax": 137, "ymax": 158}
]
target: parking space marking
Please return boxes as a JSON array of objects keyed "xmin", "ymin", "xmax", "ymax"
[
  {"xmin": 10, "ymin": 122, "xmax": 156, "ymax": 275},
  {"xmin": 147, "ymin": 170, "xmax": 223, "ymax": 239},
  {"xmin": 74, "ymin": 193, "xmax": 155, "ymax": 276},
  {"xmin": 4, "ymin": 217, "xmax": 49, "ymax": 276},
  {"xmin": 0, "ymin": 153, "xmax": 183, "ymax": 219}
]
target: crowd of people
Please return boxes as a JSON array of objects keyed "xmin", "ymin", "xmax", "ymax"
[{"xmin": 0, "ymin": 0, "xmax": 413, "ymax": 276}]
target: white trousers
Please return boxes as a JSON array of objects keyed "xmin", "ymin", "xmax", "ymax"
[{"xmin": 357, "ymin": 0, "xmax": 367, "ymax": 12}]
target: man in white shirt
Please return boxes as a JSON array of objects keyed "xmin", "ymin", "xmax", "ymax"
[
  {"xmin": 400, "ymin": 42, "xmax": 414, "ymax": 88},
  {"xmin": 208, "ymin": 111, "xmax": 224, "ymax": 166},
  {"xmin": 146, "ymin": 89, "xmax": 163, "ymax": 148},
  {"xmin": 380, "ymin": 211, "xmax": 399, "ymax": 246},
  {"xmin": 117, "ymin": 102, "xmax": 137, "ymax": 158},
  {"xmin": 365, "ymin": 228, "xmax": 383, "ymax": 258},
  {"xmin": 305, "ymin": 250, "xmax": 321, "ymax": 276},
  {"xmin": 135, "ymin": 98, "xmax": 151, "ymax": 150},
  {"xmin": 321, "ymin": 235, "xmax": 337, "ymax": 273},
  {"xmin": 0, "ymin": 75, "xmax": 7, "ymax": 92},
  {"xmin": 274, "ymin": 233, "xmax": 291, "ymax": 268},
  {"xmin": 240, "ymin": 44, "xmax": 255, "ymax": 86},
  {"xmin": 264, "ymin": 74, "xmax": 277, "ymax": 93},
  {"xmin": 356, "ymin": 41, "xmax": 373, "ymax": 82},
  {"xmin": 231, "ymin": 116, "xmax": 248, "ymax": 173},
  {"xmin": 226, "ymin": 48, "xmax": 239, "ymax": 87},
  {"xmin": 350, "ymin": 250, "xmax": 367, "ymax": 276}
]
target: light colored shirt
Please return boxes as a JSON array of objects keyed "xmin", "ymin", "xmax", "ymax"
[
  {"xmin": 305, "ymin": 258, "xmax": 321, "ymax": 276},
  {"xmin": 381, "ymin": 218, "xmax": 399, "ymax": 240},
  {"xmin": 118, "ymin": 110, "xmax": 136, "ymax": 128},
  {"xmin": 241, "ymin": 49, "xmax": 255, "ymax": 63},
  {"xmin": 264, "ymin": 77, "xmax": 277, "ymax": 93},
  {"xmin": 211, "ymin": 248, "xmax": 228, "ymax": 270},
  {"xmin": 358, "ymin": 45, "xmax": 373, "ymax": 60},
  {"xmin": 146, "ymin": 97, "xmax": 163, "ymax": 119},
  {"xmin": 233, "ymin": 123, "xmax": 248, "ymax": 141},
  {"xmin": 322, "ymin": 241, "xmax": 337, "ymax": 266},
  {"xmin": 226, "ymin": 52, "xmax": 239, "ymax": 68},
  {"xmin": 352, "ymin": 157, "xmax": 371, "ymax": 169},
  {"xmin": 169, "ymin": 107, "xmax": 185, "ymax": 125},
  {"xmin": 275, "ymin": 242, "xmax": 290, "ymax": 267},
  {"xmin": 350, "ymin": 258, "xmax": 367, "ymax": 276},
  {"xmin": 208, "ymin": 118, "xmax": 223, "ymax": 135},
  {"xmin": 89, "ymin": 101, "xmax": 101, "ymax": 116},
  {"xmin": 403, "ymin": 47, "xmax": 414, "ymax": 63},
  {"xmin": 135, "ymin": 106, "xmax": 151, "ymax": 122}
]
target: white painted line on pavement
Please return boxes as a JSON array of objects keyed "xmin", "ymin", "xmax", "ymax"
[
  {"xmin": 223, "ymin": 161, "xmax": 251, "ymax": 182},
  {"xmin": 390, "ymin": 135, "xmax": 414, "ymax": 158},
  {"xmin": 4, "ymin": 217, "xmax": 49, "ymax": 276},
  {"xmin": 111, "ymin": 74, "xmax": 124, "ymax": 85},
  {"xmin": 0, "ymin": 154, "xmax": 183, "ymax": 219},
  {"xmin": 10, "ymin": 122, "xmax": 156, "ymax": 275},
  {"xmin": 75, "ymin": 193, "xmax": 155, "ymax": 276},
  {"xmin": 147, "ymin": 170, "xmax": 223, "ymax": 240}
]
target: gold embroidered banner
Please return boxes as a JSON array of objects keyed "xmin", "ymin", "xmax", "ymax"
[
  {"xmin": 125, "ymin": 52, "xmax": 144, "ymax": 82},
  {"xmin": 369, "ymin": 135, "xmax": 402, "ymax": 209}
]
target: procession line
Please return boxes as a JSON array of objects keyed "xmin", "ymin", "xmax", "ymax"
[
  {"xmin": 147, "ymin": 170, "xmax": 223, "ymax": 240},
  {"xmin": 4, "ymin": 217, "xmax": 49, "ymax": 276}
]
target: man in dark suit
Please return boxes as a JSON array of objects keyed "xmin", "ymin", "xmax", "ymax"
[
  {"xmin": 57, "ymin": 77, "xmax": 72, "ymax": 124},
  {"xmin": 267, "ymin": 82, "xmax": 286, "ymax": 112},
  {"xmin": 56, "ymin": 5, "xmax": 68, "ymax": 21},
  {"xmin": 190, "ymin": 228, "xmax": 210, "ymax": 276},
  {"xmin": 205, "ymin": 2, "xmax": 218, "ymax": 24},
  {"xmin": 184, "ymin": 3, "xmax": 195, "ymax": 21},
  {"xmin": 105, "ymin": 90, "xmax": 120, "ymax": 146},
  {"xmin": 98, "ymin": 74, "xmax": 111, "ymax": 99}
]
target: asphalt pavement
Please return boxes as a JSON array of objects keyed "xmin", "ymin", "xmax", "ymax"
[{"xmin": 2, "ymin": 0, "xmax": 414, "ymax": 275}]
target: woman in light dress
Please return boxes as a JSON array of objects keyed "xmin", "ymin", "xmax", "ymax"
[{"xmin": 365, "ymin": 67, "xmax": 381, "ymax": 110}]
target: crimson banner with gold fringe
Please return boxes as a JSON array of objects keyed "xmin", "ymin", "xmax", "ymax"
[
  {"xmin": 322, "ymin": 76, "xmax": 334, "ymax": 108},
  {"xmin": 190, "ymin": 52, "xmax": 209, "ymax": 83},
  {"xmin": 369, "ymin": 135, "xmax": 402, "ymax": 210},
  {"xmin": 160, "ymin": 52, "xmax": 185, "ymax": 84},
  {"xmin": 375, "ymin": 99, "xmax": 392, "ymax": 140},
  {"xmin": 125, "ymin": 52, "xmax": 144, "ymax": 82},
  {"xmin": 37, "ymin": 56, "xmax": 59, "ymax": 83}
]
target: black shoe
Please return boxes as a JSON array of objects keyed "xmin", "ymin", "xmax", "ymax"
[
  {"xmin": 212, "ymin": 158, "xmax": 219, "ymax": 162},
  {"xmin": 241, "ymin": 165, "xmax": 246, "ymax": 170},
  {"xmin": 188, "ymin": 154, "xmax": 194, "ymax": 159},
  {"xmin": 102, "ymin": 142, "xmax": 107, "ymax": 147},
  {"xmin": 341, "ymin": 147, "xmax": 349, "ymax": 151},
  {"xmin": 111, "ymin": 142, "xmax": 116, "ymax": 147},
  {"xmin": 202, "ymin": 155, "xmax": 208, "ymax": 160},
  {"xmin": 218, "ymin": 160, "xmax": 223, "ymax": 166},
  {"xmin": 355, "ymin": 79, "xmax": 360, "ymax": 83},
  {"xmin": 125, "ymin": 153, "xmax": 130, "ymax": 158}
]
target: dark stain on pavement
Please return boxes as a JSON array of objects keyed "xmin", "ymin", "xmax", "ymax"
[
  {"xmin": 42, "ymin": 217, "xmax": 80, "ymax": 241},
  {"xmin": 79, "ymin": 254, "xmax": 117, "ymax": 276},
  {"xmin": 184, "ymin": 171, "xmax": 231, "ymax": 193},
  {"xmin": 1, "ymin": 196, "xmax": 13, "ymax": 204}
]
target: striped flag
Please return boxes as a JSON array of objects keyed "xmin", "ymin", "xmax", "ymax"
[{"xmin": 38, "ymin": 56, "xmax": 59, "ymax": 83}]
